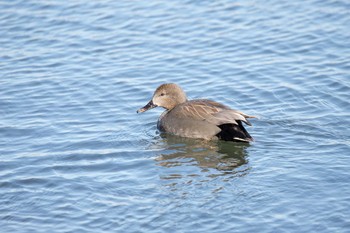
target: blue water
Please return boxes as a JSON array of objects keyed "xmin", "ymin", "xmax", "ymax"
[{"xmin": 1, "ymin": 0, "xmax": 350, "ymax": 232}]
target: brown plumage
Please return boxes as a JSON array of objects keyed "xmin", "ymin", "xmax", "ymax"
[{"xmin": 137, "ymin": 83, "xmax": 255, "ymax": 142}]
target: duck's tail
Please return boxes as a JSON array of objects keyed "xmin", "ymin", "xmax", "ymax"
[{"xmin": 217, "ymin": 121, "xmax": 253, "ymax": 143}]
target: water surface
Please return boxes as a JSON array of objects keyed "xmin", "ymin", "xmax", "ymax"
[{"xmin": 1, "ymin": 0, "xmax": 350, "ymax": 232}]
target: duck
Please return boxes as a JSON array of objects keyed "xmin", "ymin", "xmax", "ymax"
[{"xmin": 137, "ymin": 83, "xmax": 255, "ymax": 142}]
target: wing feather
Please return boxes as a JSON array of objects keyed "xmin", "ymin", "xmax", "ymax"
[{"xmin": 171, "ymin": 100, "xmax": 254, "ymax": 126}]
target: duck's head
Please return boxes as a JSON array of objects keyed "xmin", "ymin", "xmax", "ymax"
[{"xmin": 137, "ymin": 83, "xmax": 187, "ymax": 113}]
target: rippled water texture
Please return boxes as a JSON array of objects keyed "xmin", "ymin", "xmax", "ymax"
[{"xmin": 1, "ymin": 0, "xmax": 350, "ymax": 232}]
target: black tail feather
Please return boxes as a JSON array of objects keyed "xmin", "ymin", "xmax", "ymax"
[{"xmin": 217, "ymin": 121, "xmax": 253, "ymax": 142}]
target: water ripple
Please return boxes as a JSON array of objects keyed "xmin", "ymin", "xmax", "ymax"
[{"xmin": 1, "ymin": 0, "xmax": 350, "ymax": 232}]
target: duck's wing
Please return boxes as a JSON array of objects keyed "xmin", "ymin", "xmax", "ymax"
[{"xmin": 172, "ymin": 99, "xmax": 255, "ymax": 126}]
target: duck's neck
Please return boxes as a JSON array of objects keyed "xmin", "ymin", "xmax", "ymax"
[{"xmin": 166, "ymin": 95, "xmax": 187, "ymax": 110}]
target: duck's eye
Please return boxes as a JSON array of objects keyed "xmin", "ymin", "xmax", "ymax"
[{"xmin": 160, "ymin": 93, "xmax": 165, "ymax": 97}]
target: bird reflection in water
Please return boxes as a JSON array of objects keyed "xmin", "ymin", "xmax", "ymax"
[{"xmin": 151, "ymin": 133, "xmax": 250, "ymax": 172}]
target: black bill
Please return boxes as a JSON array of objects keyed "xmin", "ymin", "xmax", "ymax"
[{"xmin": 137, "ymin": 100, "xmax": 157, "ymax": 113}]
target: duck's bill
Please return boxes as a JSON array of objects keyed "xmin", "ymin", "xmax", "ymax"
[{"xmin": 137, "ymin": 100, "xmax": 157, "ymax": 113}]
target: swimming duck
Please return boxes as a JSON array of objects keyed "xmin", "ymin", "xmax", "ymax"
[{"xmin": 137, "ymin": 83, "xmax": 255, "ymax": 142}]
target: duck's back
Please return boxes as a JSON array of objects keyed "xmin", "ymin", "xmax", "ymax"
[{"xmin": 157, "ymin": 99, "xmax": 254, "ymax": 142}]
